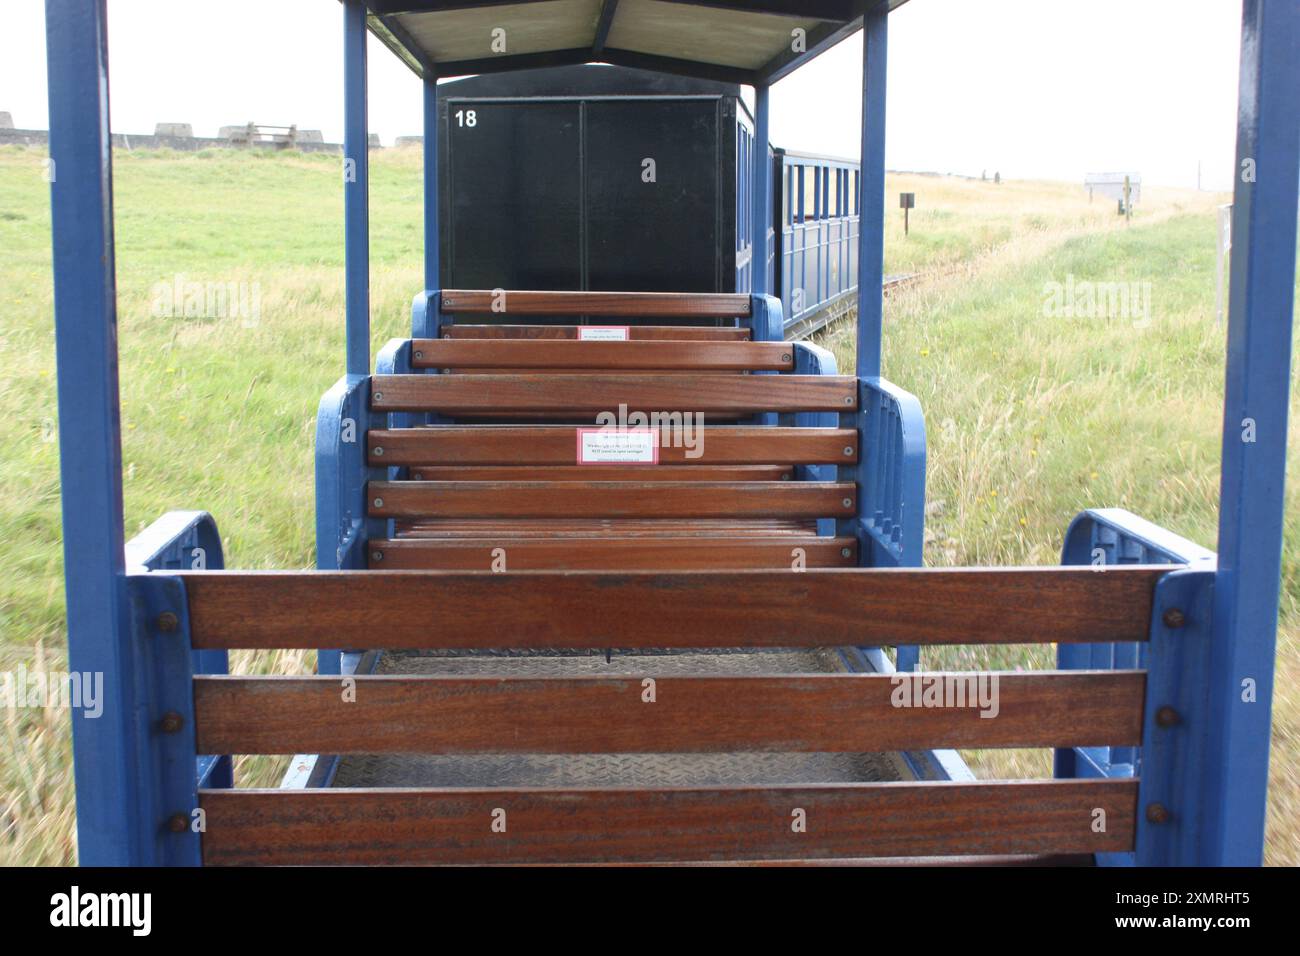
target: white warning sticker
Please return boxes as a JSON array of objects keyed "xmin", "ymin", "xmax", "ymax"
[
  {"xmin": 578, "ymin": 326, "xmax": 631, "ymax": 341},
  {"xmin": 576, "ymin": 428, "xmax": 660, "ymax": 464}
]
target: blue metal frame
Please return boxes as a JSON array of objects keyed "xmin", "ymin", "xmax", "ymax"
[
  {"xmin": 750, "ymin": 84, "xmax": 771, "ymax": 296},
  {"xmin": 1203, "ymin": 0, "xmax": 1300, "ymax": 866},
  {"xmin": 125, "ymin": 511, "xmax": 233, "ymax": 790},
  {"xmin": 854, "ymin": 9, "xmax": 887, "ymax": 380},
  {"xmin": 44, "ymin": 0, "xmax": 145, "ymax": 866},
  {"xmin": 344, "ymin": 0, "xmax": 370, "ymax": 377}
]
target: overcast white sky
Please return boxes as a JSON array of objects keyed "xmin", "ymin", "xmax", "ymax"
[{"xmin": 1, "ymin": 0, "xmax": 1244, "ymax": 190}]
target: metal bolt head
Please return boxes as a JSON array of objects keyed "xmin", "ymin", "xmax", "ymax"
[
  {"xmin": 840, "ymin": 547, "xmax": 852, "ymax": 558},
  {"xmin": 781, "ymin": 472, "xmax": 791, "ymax": 480},
  {"xmin": 413, "ymin": 473, "xmax": 424, "ymax": 480},
  {"xmin": 156, "ymin": 611, "xmax": 179, "ymax": 633},
  {"xmin": 167, "ymin": 813, "xmax": 189, "ymax": 834},
  {"xmin": 841, "ymin": 497, "xmax": 853, "ymax": 509},
  {"xmin": 1155, "ymin": 705, "xmax": 1181, "ymax": 728},
  {"xmin": 1145, "ymin": 802, "xmax": 1170, "ymax": 825},
  {"xmin": 160, "ymin": 711, "xmax": 184, "ymax": 734},
  {"xmin": 372, "ymin": 391, "xmax": 383, "ymax": 402},
  {"xmin": 414, "ymin": 350, "xmax": 424, "ymax": 360},
  {"xmin": 1162, "ymin": 608, "xmax": 1187, "ymax": 629},
  {"xmin": 373, "ymin": 446, "xmax": 384, "ymax": 457},
  {"xmin": 843, "ymin": 446, "xmax": 854, "ymax": 457},
  {"xmin": 843, "ymin": 396, "xmax": 853, "ymax": 405},
  {"xmin": 372, "ymin": 550, "xmax": 384, "ymax": 563},
  {"xmin": 373, "ymin": 497, "xmax": 384, "ymax": 509},
  {"xmin": 781, "ymin": 353, "xmax": 792, "ymax": 363}
]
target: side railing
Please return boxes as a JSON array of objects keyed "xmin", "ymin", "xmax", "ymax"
[{"xmin": 1056, "ymin": 507, "xmax": 1217, "ymax": 866}]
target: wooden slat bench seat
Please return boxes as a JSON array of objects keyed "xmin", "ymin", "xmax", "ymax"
[
  {"xmin": 441, "ymin": 324, "xmax": 750, "ymax": 341},
  {"xmin": 370, "ymin": 373, "xmax": 857, "ymax": 414},
  {"xmin": 178, "ymin": 562, "xmax": 1160, "ymax": 866},
  {"xmin": 369, "ymin": 426, "xmax": 857, "ymax": 466}
]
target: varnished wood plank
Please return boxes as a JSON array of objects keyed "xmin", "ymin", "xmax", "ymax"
[
  {"xmin": 441, "ymin": 324, "xmax": 750, "ymax": 341},
  {"xmin": 198, "ymin": 779, "xmax": 1137, "ymax": 865},
  {"xmin": 367, "ymin": 535, "xmax": 856, "ymax": 569},
  {"xmin": 402, "ymin": 465, "xmax": 794, "ymax": 482},
  {"xmin": 369, "ymin": 426, "xmax": 858, "ymax": 466},
  {"xmin": 410, "ymin": 339, "xmax": 794, "ymax": 371},
  {"xmin": 440, "ymin": 289, "xmax": 751, "ymax": 317},
  {"xmin": 393, "ymin": 518, "xmax": 820, "ymax": 537},
  {"xmin": 370, "ymin": 374, "xmax": 858, "ymax": 413},
  {"xmin": 367, "ymin": 480, "xmax": 855, "ymax": 519},
  {"xmin": 194, "ymin": 671, "xmax": 1144, "ymax": 756},
  {"xmin": 180, "ymin": 566, "xmax": 1168, "ymax": 650}
]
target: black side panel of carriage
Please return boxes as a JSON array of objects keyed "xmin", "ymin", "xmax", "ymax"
[{"xmin": 438, "ymin": 65, "xmax": 740, "ymax": 298}]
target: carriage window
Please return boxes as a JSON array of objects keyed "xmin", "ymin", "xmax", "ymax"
[
  {"xmin": 853, "ymin": 170, "xmax": 860, "ymax": 215},
  {"xmin": 827, "ymin": 169, "xmax": 839, "ymax": 219},
  {"xmin": 802, "ymin": 166, "xmax": 818, "ymax": 220}
]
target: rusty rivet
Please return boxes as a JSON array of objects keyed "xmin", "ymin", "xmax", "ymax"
[
  {"xmin": 1145, "ymin": 802, "xmax": 1170, "ymax": 825},
  {"xmin": 372, "ymin": 550, "xmax": 384, "ymax": 562},
  {"xmin": 160, "ymin": 712, "xmax": 184, "ymax": 734},
  {"xmin": 373, "ymin": 497, "xmax": 384, "ymax": 509},
  {"xmin": 1156, "ymin": 706, "xmax": 1181, "ymax": 728},
  {"xmin": 156, "ymin": 611, "xmax": 179, "ymax": 633},
  {"xmin": 166, "ymin": 813, "xmax": 189, "ymax": 834},
  {"xmin": 1162, "ymin": 608, "xmax": 1186, "ymax": 629},
  {"xmin": 373, "ymin": 446, "xmax": 384, "ymax": 457}
]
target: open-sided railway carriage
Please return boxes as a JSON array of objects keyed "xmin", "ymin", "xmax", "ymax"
[{"xmin": 45, "ymin": 0, "xmax": 1298, "ymax": 865}]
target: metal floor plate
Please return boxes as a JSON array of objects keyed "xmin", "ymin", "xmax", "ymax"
[{"xmin": 331, "ymin": 648, "xmax": 912, "ymax": 788}]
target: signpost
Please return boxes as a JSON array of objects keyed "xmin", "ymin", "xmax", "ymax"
[{"xmin": 899, "ymin": 191, "xmax": 915, "ymax": 235}]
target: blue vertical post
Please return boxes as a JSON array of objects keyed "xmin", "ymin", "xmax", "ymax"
[
  {"xmin": 855, "ymin": 11, "xmax": 887, "ymax": 379},
  {"xmin": 344, "ymin": 0, "xmax": 370, "ymax": 376},
  {"xmin": 44, "ymin": 0, "xmax": 141, "ymax": 864},
  {"xmin": 750, "ymin": 84, "xmax": 771, "ymax": 297},
  {"xmin": 423, "ymin": 74, "xmax": 439, "ymax": 292},
  {"xmin": 1203, "ymin": 0, "xmax": 1300, "ymax": 866}
]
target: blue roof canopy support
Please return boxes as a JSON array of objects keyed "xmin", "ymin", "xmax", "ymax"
[
  {"xmin": 1205, "ymin": 0, "xmax": 1300, "ymax": 865},
  {"xmin": 855, "ymin": 8, "xmax": 886, "ymax": 378},
  {"xmin": 423, "ymin": 75, "xmax": 440, "ymax": 290},
  {"xmin": 345, "ymin": 0, "xmax": 372, "ymax": 376},
  {"xmin": 750, "ymin": 84, "xmax": 771, "ymax": 296}
]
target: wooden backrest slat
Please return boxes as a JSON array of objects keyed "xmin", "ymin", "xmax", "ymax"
[
  {"xmin": 440, "ymin": 290, "xmax": 751, "ymax": 317},
  {"xmin": 179, "ymin": 566, "xmax": 1167, "ymax": 650},
  {"xmin": 367, "ymin": 480, "xmax": 855, "ymax": 519},
  {"xmin": 370, "ymin": 374, "xmax": 858, "ymax": 413},
  {"xmin": 404, "ymin": 465, "xmax": 794, "ymax": 482},
  {"xmin": 369, "ymin": 426, "xmax": 858, "ymax": 466},
  {"xmin": 197, "ymin": 779, "xmax": 1137, "ymax": 865},
  {"xmin": 367, "ymin": 535, "xmax": 856, "ymax": 569},
  {"xmin": 194, "ymin": 671, "xmax": 1144, "ymax": 756},
  {"xmin": 410, "ymin": 339, "xmax": 792, "ymax": 371},
  {"xmin": 442, "ymin": 325, "xmax": 750, "ymax": 341}
]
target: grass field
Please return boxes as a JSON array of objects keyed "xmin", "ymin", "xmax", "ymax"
[{"xmin": 0, "ymin": 146, "xmax": 1296, "ymax": 865}]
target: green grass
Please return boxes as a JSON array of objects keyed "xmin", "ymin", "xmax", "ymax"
[{"xmin": 0, "ymin": 145, "xmax": 1296, "ymax": 864}]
